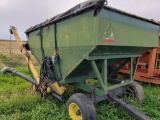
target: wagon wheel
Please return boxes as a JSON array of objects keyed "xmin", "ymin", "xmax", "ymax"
[
  {"xmin": 66, "ymin": 93, "xmax": 96, "ymax": 120},
  {"xmin": 123, "ymin": 81, "xmax": 144, "ymax": 104}
]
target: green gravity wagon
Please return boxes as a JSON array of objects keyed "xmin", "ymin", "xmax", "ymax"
[{"xmin": 2, "ymin": 0, "xmax": 160, "ymax": 119}]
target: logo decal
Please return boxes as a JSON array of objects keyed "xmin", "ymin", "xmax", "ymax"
[{"xmin": 102, "ymin": 24, "xmax": 115, "ymax": 43}]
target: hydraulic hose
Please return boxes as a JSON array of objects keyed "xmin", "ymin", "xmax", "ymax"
[{"xmin": 1, "ymin": 67, "xmax": 38, "ymax": 86}]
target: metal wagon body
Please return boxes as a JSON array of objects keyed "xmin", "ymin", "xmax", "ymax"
[
  {"xmin": 25, "ymin": 1, "xmax": 159, "ymax": 96},
  {"xmin": 3, "ymin": 0, "xmax": 160, "ymax": 119}
]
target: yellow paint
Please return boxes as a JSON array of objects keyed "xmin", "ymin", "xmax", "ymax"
[
  {"xmin": 47, "ymin": 82, "xmax": 66, "ymax": 95},
  {"xmin": 10, "ymin": 26, "xmax": 66, "ymax": 95},
  {"xmin": 10, "ymin": 26, "xmax": 40, "ymax": 84},
  {"xmin": 26, "ymin": 57, "xmax": 40, "ymax": 84},
  {"xmin": 69, "ymin": 103, "xmax": 82, "ymax": 120}
]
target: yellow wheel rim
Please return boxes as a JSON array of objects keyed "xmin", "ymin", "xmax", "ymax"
[{"xmin": 69, "ymin": 103, "xmax": 82, "ymax": 120}]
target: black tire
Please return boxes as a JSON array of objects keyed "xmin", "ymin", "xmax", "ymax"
[
  {"xmin": 66, "ymin": 93, "xmax": 96, "ymax": 120},
  {"xmin": 123, "ymin": 81, "xmax": 144, "ymax": 104}
]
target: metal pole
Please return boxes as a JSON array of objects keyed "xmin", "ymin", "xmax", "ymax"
[{"xmin": 10, "ymin": 33, "xmax": 12, "ymax": 53}]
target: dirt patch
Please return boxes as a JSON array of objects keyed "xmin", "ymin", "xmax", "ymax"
[
  {"xmin": 0, "ymin": 40, "xmax": 39, "ymax": 68},
  {"xmin": 0, "ymin": 40, "xmax": 26, "ymax": 53}
]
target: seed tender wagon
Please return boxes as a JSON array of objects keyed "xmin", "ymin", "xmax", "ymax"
[{"xmin": 2, "ymin": 0, "xmax": 160, "ymax": 120}]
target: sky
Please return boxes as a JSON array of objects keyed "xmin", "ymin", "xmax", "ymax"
[{"xmin": 0, "ymin": 0, "xmax": 160, "ymax": 40}]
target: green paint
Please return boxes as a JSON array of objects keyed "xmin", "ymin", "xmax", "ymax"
[
  {"xmin": 102, "ymin": 60, "xmax": 107, "ymax": 86},
  {"xmin": 91, "ymin": 60, "xmax": 106, "ymax": 90},
  {"xmin": 106, "ymin": 81, "xmax": 133, "ymax": 91},
  {"xmin": 74, "ymin": 83, "xmax": 106, "ymax": 96},
  {"xmin": 27, "ymin": 7, "xmax": 159, "ymax": 95}
]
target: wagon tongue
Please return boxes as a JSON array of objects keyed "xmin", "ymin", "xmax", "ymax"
[{"xmin": 109, "ymin": 95, "xmax": 151, "ymax": 120}]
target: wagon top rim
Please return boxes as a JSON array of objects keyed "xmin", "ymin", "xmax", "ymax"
[{"xmin": 25, "ymin": 0, "xmax": 160, "ymax": 34}]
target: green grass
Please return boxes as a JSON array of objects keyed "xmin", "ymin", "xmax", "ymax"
[{"xmin": 0, "ymin": 67, "xmax": 160, "ymax": 120}]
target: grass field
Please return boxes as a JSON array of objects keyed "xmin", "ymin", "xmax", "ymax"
[{"xmin": 0, "ymin": 67, "xmax": 160, "ymax": 120}]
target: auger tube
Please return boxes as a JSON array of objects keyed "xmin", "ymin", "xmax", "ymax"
[
  {"xmin": 51, "ymin": 92, "xmax": 64, "ymax": 101},
  {"xmin": 1, "ymin": 67, "xmax": 38, "ymax": 86}
]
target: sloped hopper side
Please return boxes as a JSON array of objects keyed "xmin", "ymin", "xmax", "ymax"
[
  {"xmin": 26, "ymin": 6, "xmax": 159, "ymax": 84},
  {"xmin": 64, "ymin": 46, "xmax": 154, "ymax": 84},
  {"xmin": 57, "ymin": 8, "xmax": 159, "ymax": 83}
]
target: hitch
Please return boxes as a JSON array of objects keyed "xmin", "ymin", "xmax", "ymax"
[{"xmin": 109, "ymin": 95, "xmax": 151, "ymax": 120}]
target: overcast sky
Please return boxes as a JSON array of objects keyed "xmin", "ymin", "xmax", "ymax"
[{"xmin": 0, "ymin": 0, "xmax": 160, "ymax": 40}]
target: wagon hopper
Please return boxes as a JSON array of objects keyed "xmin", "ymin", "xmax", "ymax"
[{"xmin": 2, "ymin": 0, "xmax": 160, "ymax": 120}]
